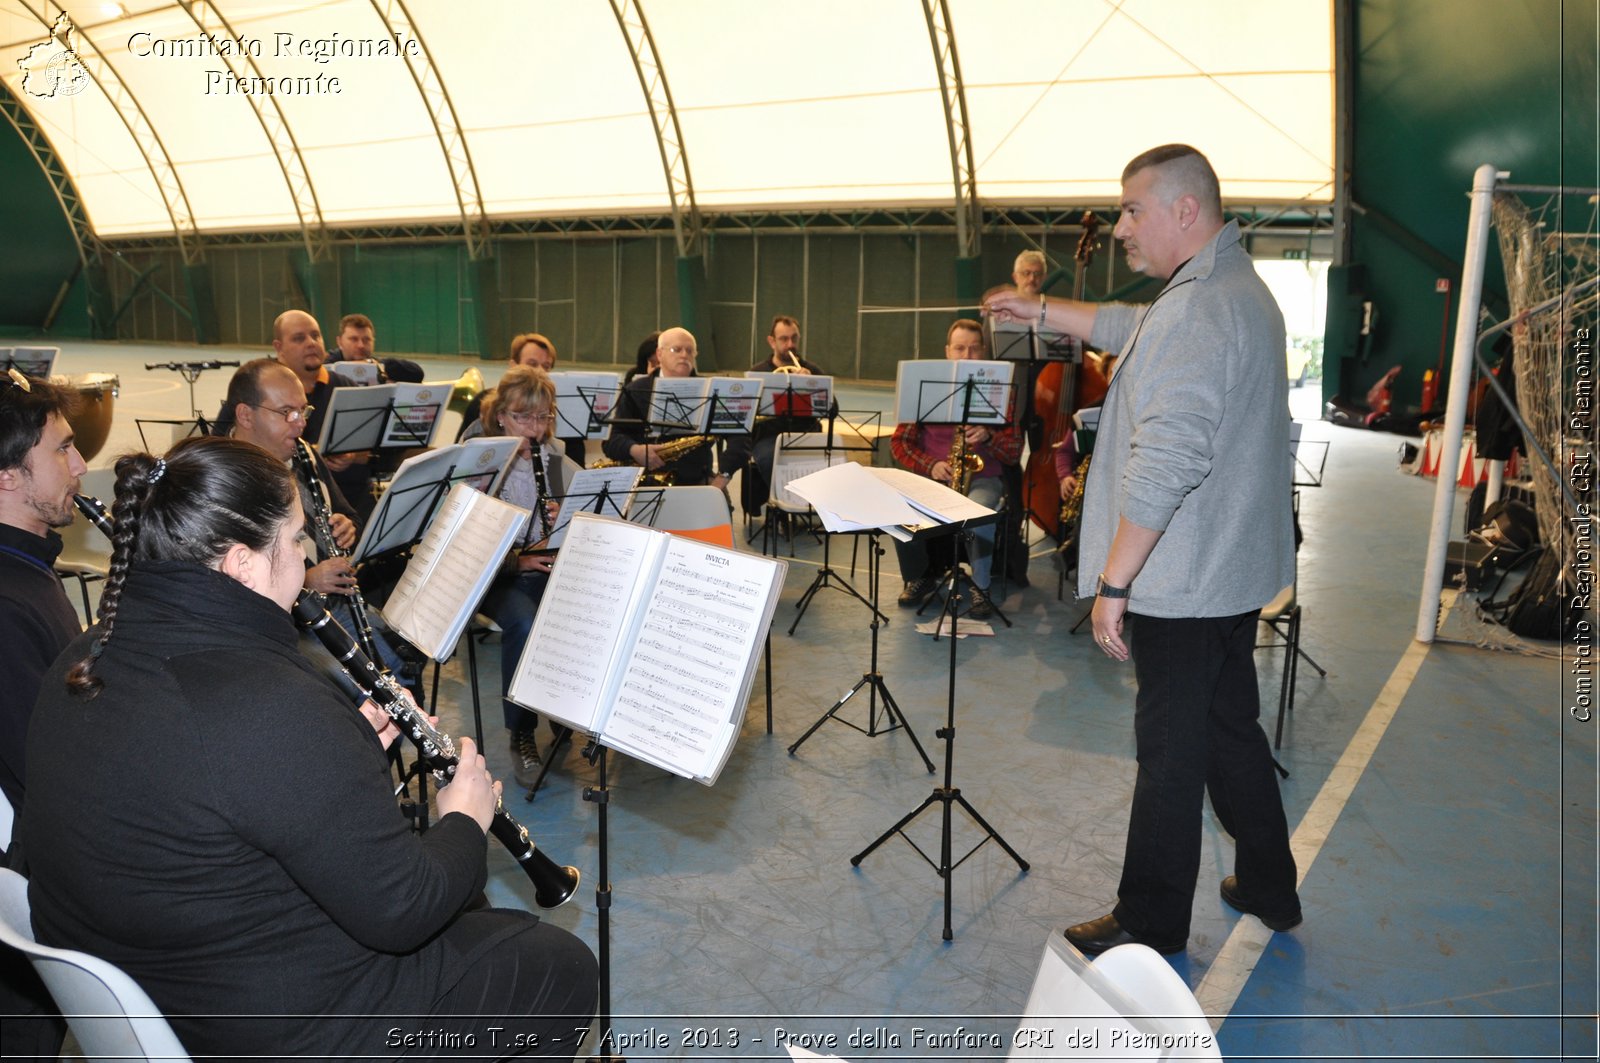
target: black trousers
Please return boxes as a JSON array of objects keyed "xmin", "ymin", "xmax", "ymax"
[{"xmin": 1112, "ymin": 610, "xmax": 1298, "ymax": 942}]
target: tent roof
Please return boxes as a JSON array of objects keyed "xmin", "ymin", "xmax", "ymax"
[{"xmin": 0, "ymin": 0, "xmax": 1333, "ymax": 241}]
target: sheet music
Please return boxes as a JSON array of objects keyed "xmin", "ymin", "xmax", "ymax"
[
  {"xmin": 706, "ymin": 376, "xmax": 762, "ymax": 434},
  {"xmin": 746, "ymin": 371, "xmax": 833, "ymax": 418},
  {"xmin": 874, "ymin": 466, "xmax": 996, "ymax": 524},
  {"xmin": 549, "ymin": 371, "xmax": 622, "ymax": 440},
  {"xmin": 382, "ymin": 484, "xmax": 529, "ymax": 661},
  {"xmin": 546, "ymin": 465, "xmax": 645, "ymax": 548},
  {"xmin": 602, "ymin": 537, "xmax": 776, "ymax": 780},
  {"xmin": 2, "ymin": 346, "xmax": 58, "ymax": 378},
  {"xmin": 328, "ymin": 361, "xmax": 381, "ymax": 385},
  {"xmin": 382, "ymin": 382, "xmax": 446, "ymax": 447},
  {"xmin": 508, "ymin": 516, "xmax": 658, "ymax": 733},
  {"xmin": 893, "ymin": 359, "xmax": 1015, "ymax": 425},
  {"xmin": 650, "ymin": 376, "xmax": 712, "ymax": 432}
]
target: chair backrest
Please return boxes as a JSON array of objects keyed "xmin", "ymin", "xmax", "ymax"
[
  {"xmin": 1008, "ymin": 934, "xmax": 1220, "ymax": 1060},
  {"xmin": 770, "ymin": 432, "xmax": 850, "ymax": 510},
  {"xmin": 650, "ymin": 486, "xmax": 734, "ymax": 546},
  {"xmin": 0, "ymin": 869, "xmax": 192, "ymax": 1062}
]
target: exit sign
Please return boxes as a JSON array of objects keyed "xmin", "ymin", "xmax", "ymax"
[{"xmin": 1282, "ymin": 248, "xmax": 1308, "ymax": 260}]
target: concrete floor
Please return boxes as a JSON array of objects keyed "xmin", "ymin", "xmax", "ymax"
[{"xmin": 34, "ymin": 341, "xmax": 1598, "ymax": 1061}]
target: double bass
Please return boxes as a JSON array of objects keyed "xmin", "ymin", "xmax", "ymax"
[{"xmin": 1024, "ymin": 212, "xmax": 1109, "ymax": 541}]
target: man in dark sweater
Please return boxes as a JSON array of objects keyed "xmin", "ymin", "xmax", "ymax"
[
  {"xmin": 0, "ymin": 369, "xmax": 79, "ymax": 1057},
  {"xmin": 0, "ymin": 372, "xmax": 84, "ymax": 819}
]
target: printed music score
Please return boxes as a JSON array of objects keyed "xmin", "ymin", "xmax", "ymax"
[
  {"xmin": 380, "ymin": 482, "xmax": 530, "ymax": 661},
  {"xmin": 509, "ymin": 512, "xmax": 787, "ymax": 785}
]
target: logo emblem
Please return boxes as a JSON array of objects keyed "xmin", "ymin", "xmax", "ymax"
[{"xmin": 18, "ymin": 14, "xmax": 89, "ymax": 99}]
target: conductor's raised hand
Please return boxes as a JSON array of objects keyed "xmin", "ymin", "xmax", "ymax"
[
  {"xmin": 438, "ymin": 736, "xmax": 499, "ymax": 833},
  {"xmin": 983, "ymin": 288, "xmax": 1035, "ymax": 325}
]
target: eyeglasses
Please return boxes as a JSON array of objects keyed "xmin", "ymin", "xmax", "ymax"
[
  {"xmin": 502, "ymin": 409, "xmax": 553, "ymax": 425},
  {"xmin": 661, "ymin": 344, "xmax": 697, "ymax": 357},
  {"xmin": 251, "ymin": 403, "xmax": 313, "ymax": 425}
]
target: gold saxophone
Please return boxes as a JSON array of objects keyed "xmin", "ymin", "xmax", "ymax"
[
  {"xmin": 947, "ymin": 427, "xmax": 985, "ymax": 496},
  {"xmin": 1059, "ymin": 454, "xmax": 1091, "ymax": 539},
  {"xmin": 591, "ymin": 433, "xmax": 713, "ymax": 486}
]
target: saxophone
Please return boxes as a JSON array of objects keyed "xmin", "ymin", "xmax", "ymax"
[
  {"xmin": 1059, "ymin": 454, "xmax": 1091, "ymax": 543},
  {"xmin": 591, "ymin": 433, "xmax": 713, "ymax": 486},
  {"xmin": 947, "ymin": 427, "xmax": 985, "ymax": 496}
]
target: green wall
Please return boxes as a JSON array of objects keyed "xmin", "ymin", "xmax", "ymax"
[
  {"xmin": 0, "ymin": 122, "xmax": 86, "ymax": 338},
  {"xmin": 1333, "ymin": 0, "xmax": 1598, "ymax": 408}
]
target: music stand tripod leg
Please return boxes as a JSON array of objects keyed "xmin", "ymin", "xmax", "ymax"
[
  {"xmin": 788, "ymin": 532, "xmax": 933, "ymax": 771},
  {"xmin": 789, "ymin": 531, "xmax": 887, "ymax": 635},
  {"xmin": 854, "ymin": 529, "xmax": 1027, "ymax": 940}
]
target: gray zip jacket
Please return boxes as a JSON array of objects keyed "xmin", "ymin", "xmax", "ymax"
[{"xmin": 1076, "ymin": 219, "xmax": 1294, "ymax": 618}]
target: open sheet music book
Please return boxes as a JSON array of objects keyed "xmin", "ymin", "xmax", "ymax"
[
  {"xmin": 380, "ymin": 482, "xmax": 529, "ymax": 661},
  {"xmin": 377, "ymin": 483, "xmax": 528, "ymax": 665},
  {"xmin": 509, "ymin": 513, "xmax": 787, "ymax": 785}
]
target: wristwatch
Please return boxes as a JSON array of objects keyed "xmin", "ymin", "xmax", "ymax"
[{"xmin": 1096, "ymin": 573, "xmax": 1131, "ymax": 599}]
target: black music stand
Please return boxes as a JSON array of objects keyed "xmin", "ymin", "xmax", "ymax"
[
  {"xmin": 852, "ymin": 509, "xmax": 1028, "ymax": 941},
  {"xmin": 787, "ymin": 529, "xmax": 933, "ymax": 770},
  {"xmin": 144, "ymin": 359, "xmax": 239, "ymax": 422},
  {"xmin": 987, "ymin": 321, "xmax": 1076, "ymax": 541},
  {"xmin": 784, "ymin": 410, "xmax": 886, "ymax": 634},
  {"xmin": 901, "ymin": 372, "xmax": 1017, "ymax": 629}
]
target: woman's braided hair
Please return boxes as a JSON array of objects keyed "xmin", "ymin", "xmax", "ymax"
[{"xmin": 65, "ymin": 435, "xmax": 297, "ymax": 698}]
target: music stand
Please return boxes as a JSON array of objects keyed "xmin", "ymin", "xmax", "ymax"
[
  {"xmin": 896, "ymin": 367, "xmax": 1018, "ymax": 628},
  {"xmin": 317, "ymin": 382, "xmax": 447, "ymax": 458},
  {"xmin": 144, "ymin": 359, "xmax": 239, "ymax": 422},
  {"xmin": 2, "ymin": 346, "xmax": 58, "ymax": 379},
  {"xmin": 787, "ymin": 527, "xmax": 934, "ymax": 770},
  {"xmin": 783, "ymin": 410, "xmax": 886, "ymax": 634},
  {"xmin": 852, "ymin": 507, "xmax": 1029, "ymax": 941}
]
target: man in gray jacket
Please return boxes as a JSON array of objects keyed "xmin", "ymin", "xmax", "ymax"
[{"xmin": 986, "ymin": 144, "xmax": 1300, "ymax": 955}]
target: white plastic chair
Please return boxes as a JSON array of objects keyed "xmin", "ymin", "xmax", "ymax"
[
  {"xmin": 0, "ymin": 868, "xmax": 192, "ymax": 1062},
  {"xmin": 1009, "ymin": 933, "xmax": 1221, "ymax": 1060},
  {"xmin": 0, "ymin": 788, "xmax": 13, "ymax": 850}
]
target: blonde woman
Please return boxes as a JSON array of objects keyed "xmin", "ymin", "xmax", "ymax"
[{"xmin": 478, "ymin": 366, "xmax": 565, "ymax": 787}]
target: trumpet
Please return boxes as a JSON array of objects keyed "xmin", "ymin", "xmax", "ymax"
[{"xmin": 293, "ymin": 592, "xmax": 581, "ymax": 909}]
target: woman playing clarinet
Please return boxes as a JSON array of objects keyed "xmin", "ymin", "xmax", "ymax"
[{"xmin": 16, "ymin": 434, "xmax": 595, "ymax": 1060}]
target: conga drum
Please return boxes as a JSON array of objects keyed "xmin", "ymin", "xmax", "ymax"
[{"xmin": 56, "ymin": 373, "xmax": 119, "ymax": 461}]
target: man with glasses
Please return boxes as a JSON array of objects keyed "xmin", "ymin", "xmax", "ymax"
[
  {"xmin": 601, "ymin": 325, "xmax": 741, "ymax": 491},
  {"xmin": 222, "ymin": 361, "xmax": 413, "ymax": 684}
]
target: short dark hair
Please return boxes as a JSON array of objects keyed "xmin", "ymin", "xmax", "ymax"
[
  {"xmin": 338, "ymin": 313, "xmax": 374, "ymax": 335},
  {"xmin": 1, "ymin": 374, "xmax": 76, "ymax": 472},
  {"xmin": 1121, "ymin": 144, "xmax": 1222, "ymax": 217},
  {"xmin": 769, "ymin": 315, "xmax": 799, "ymax": 336},
  {"xmin": 223, "ymin": 359, "xmax": 292, "ymax": 419}
]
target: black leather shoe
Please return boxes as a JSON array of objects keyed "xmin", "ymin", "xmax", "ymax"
[
  {"xmin": 1063, "ymin": 914, "xmax": 1185, "ymax": 956},
  {"xmin": 1220, "ymin": 876, "xmax": 1303, "ymax": 932},
  {"xmin": 897, "ymin": 576, "xmax": 938, "ymax": 608}
]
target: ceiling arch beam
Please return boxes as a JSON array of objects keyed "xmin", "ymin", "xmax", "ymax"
[
  {"xmin": 921, "ymin": 0, "xmax": 981, "ymax": 261},
  {"xmin": 368, "ymin": 0, "xmax": 492, "ymax": 260},
  {"xmin": 608, "ymin": 0, "xmax": 703, "ymax": 260},
  {"xmin": 0, "ymin": 77, "xmax": 101, "ymax": 269},
  {"xmin": 175, "ymin": 0, "xmax": 331, "ymax": 263},
  {"xmin": 19, "ymin": 3, "xmax": 203, "ymax": 265}
]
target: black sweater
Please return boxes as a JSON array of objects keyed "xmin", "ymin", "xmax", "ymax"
[
  {"xmin": 19, "ymin": 561, "xmax": 499, "ymax": 1059},
  {"xmin": 0, "ymin": 523, "xmax": 80, "ymax": 812}
]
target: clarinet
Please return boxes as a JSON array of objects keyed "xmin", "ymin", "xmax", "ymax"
[
  {"xmin": 293, "ymin": 591, "xmax": 581, "ymax": 909},
  {"xmin": 73, "ymin": 494, "xmax": 115, "ymax": 538},
  {"xmin": 529, "ymin": 443, "xmax": 553, "ymax": 543},
  {"xmin": 291, "ymin": 439, "xmax": 382, "ymax": 664}
]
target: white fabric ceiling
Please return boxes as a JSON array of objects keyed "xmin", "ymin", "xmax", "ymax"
[{"xmin": 0, "ymin": 0, "xmax": 1334, "ymax": 239}]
